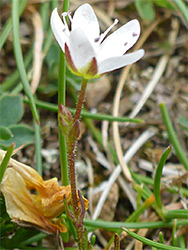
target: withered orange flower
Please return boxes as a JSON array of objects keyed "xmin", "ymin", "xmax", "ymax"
[{"xmin": 0, "ymin": 150, "xmax": 88, "ymax": 234}]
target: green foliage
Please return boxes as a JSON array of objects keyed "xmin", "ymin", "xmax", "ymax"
[
  {"xmin": 135, "ymin": 0, "xmax": 155, "ymax": 21},
  {"xmin": 0, "ymin": 144, "xmax": 15, "ymax": 186},
  {"xmin": 0, "ymin": 95, "xmax": 34, "ymax": 149},
  {"xmin": 135, "ymin": 0, "xmax": 175, "ymax": 21},
  {"xmin": 154, "ymin": 146, "xmax": 171, "ymax": 210},
  {"xmin": 0, "ymin": 124, "xmax": 34, "ymax": 149},
  {"xmin": 0, "ymin": 127, "xmax": 13, "ymax": 140},
  {"xmin": 122, "ymin": 227, "xmax": 187, "ymax": 250},
  {"xmin": 0, "ymin": 95, "xmax": 23, "ymax": 126}
]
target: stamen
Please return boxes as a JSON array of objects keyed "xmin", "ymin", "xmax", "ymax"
[
  {"xmin": 97, "ymin": 18, "xmax": 119, "ymax": 43},
  {"xmin": 62, "ymin": 11, "xmax": 72, "ymax": 35},
  {"xmin": 62, "ymin": 12, "xmax": 69, "ymax": 32}
]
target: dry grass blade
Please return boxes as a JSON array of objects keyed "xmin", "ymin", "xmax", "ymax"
[
  {"xmin": 28, "ymin": 6, "xmax": 44, "ymax": 94},
  {"xmin": 112, "ymin": 18, "xmax": 161, "ymax": 182},
  {"xmin": 92, "ymin": 128, "xmax": 156, "ymax": 220}
]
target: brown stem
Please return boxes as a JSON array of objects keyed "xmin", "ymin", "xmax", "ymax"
[
  {"xmin": 66, "ymin": 78, "xmax": 88, "ymax": 249},
  {"xmin": 68, "ymin": 78, "xmax": 88, "ymax": 218},
  {"xmin": 74, "ymin": 78, "xmax": 88, "ymax": 122},
  {"xmin": 68, "ymin": 148, "xmax": 79, "ymax": 216}
]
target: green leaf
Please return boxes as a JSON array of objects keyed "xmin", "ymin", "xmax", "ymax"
[
  {"xmin": 165, "ymin": 209, "xmax": 188, "ymax": 220},
  {"xmin": 0, "ymin": 144, "xmax": 15, "ymax": 186},
  {"xmin": 0, "ymin": 126, "xmax": 13, "ymax": 141},
  {"xmin": 122, "ymin": 227, "xmax": 187, "ymax": 250},
  {"xmin": 0, "ymin": 95, "xmax": 23, "ymax": 127},
  {"xmin": 135, "ymin": 0, "xmax": 155, "ymax": 20},
  {"xmin": 159, "ymin": 102, "xmax": 188, "ymax": 170},
  {"xmin": 154, "ymin": 0, "xmax": 175, "ymax": 9},
  {"xmin": 12, "ymin": 0, "xmax": 39, "ymax": 123},
  {"xmin": 0, "ymin": 124, "xmax": 34, "ymax": 149},
  {"xmin": 154, "ymin": 146, "xmax": 171, "ymax": 209}
]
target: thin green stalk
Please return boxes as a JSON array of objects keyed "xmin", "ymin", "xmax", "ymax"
[
  {"xmin": 11, "ymin": 82, "xmax": 23, "ymax": 94},
  {"xmin": 84, "ymin": 219, "xmax": 188, "ymax": 230},
  {"xmin": 58, "ymin": 52, "xmax": 69, "ymax": 186},
  {"xmin": 159, "ymin": 102, "xmax": 188, "ymax": 170},
  {"xmin": 0, "ymin": 0, "xmax": 27, "ymax": 51},
  {"xmin": 57, "ymin": 0, "xmax": 70, "ymax": 187},
  {"xmin": 24, "ymin": 99, "xmax": 143, "ymax": 123},
  {"xmin": 154, "ymin": 146, "xmax": 171, "ymax": 209},
  {"xmin": 164, "ymin": 209, "xmax": 188, "ymax": 220},
  {"xmin": 12, "ymin": 0, "xmax": 39, "ymax": 124},
  {"xmin": 34, "ymin": 119, "xmax": 42, "ymax": 176},
  {"xmin": 0, "ymin": 144, "xmax": 15, "ymax": 186},
  {"xmin": 172, "ymin": 0, "xmax": 188, "ymax": 25},
  {"xmin": 159, "ymin": 232, "xmax": 164, "ymax": 244},
  {"xmin": 122, "ymin": 227, "xmax": 187, "ymax": 250},
  {"xmin": 172, "ymin": 219, "xmax": 177, "ymax": 247}
]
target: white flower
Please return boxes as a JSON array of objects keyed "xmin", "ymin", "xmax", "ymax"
[{"xmin": 51, "ymin": 3, "xmax": 144, "ymax": 79}]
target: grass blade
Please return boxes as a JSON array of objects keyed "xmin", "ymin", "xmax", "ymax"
[
  {"xmin": 154, "ymin": 146, "xmax": 171, "ymax": 209},
  {"xmin": 159, "ymin": 102, "xmax": 188, "ymax": 170},
  {"xmin": 12, "ymin": 0, "xmax": 39, "ymax": 124},
  {"xmin": 0, "ymin": 0, "xmax": 27, "ymax": 51},
  {"xmin": 84, "ymin": 219, "xmax": 188, "ymax": 230},
  {"xmin": 0, "ymin": 144, "xmax": 15, "ymax": 186},
  {"xmin": 172, "ymin": 0, "xmax": 188, "ymax": 25},
  {"xmin": 122, "ymin": 227, "xmax": 187, "ymax": 250},
  {"xmin": 24, "ymin": 99, "xmax": 143, "ymax": 123}
]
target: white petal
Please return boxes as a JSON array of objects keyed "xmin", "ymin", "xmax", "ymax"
[
  {"xmin": 72, "ymin": 3, "xmax": 100, "ymax": 43},
  {"xmin": 68, "ymin": 28, "xmax": 96, "ymax": 71},
  {"xmin": 98, "ymin": 49, "xmax": 144, "ymax": 74},
  {"xmin": 98, "ymin": 20, "xmax": 141, "ymax": 61},
  {"xmin": 50, "ymin": 8, "xmax": 69, "ymax": 52}
]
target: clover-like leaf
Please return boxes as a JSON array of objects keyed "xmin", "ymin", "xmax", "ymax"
[
  {"xmin": 0, "ymin": 126, "xmax": 13, "ymax": 141},
  {"xmin": 0, "ymin": 124, "xmax": 34, "ymax": 149},
  {"xmin": 0, "ymin": 95, "xmax": 23, "ymax": 127}
]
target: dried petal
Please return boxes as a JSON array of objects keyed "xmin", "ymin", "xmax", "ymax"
[{"xmin": 0, "ymin": 150, "xmax": 88, "ymax": 234}]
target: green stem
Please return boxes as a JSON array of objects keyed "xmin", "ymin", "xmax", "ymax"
[
  {"xmin": 0, "ymin": 144, "xmax": 15, "ymax": 187},
  {"xmin": 34, "ymin": 118, "xmax": 42, "ymax": 176},
  {"xmin": 122, "ymin": 227, "xmax": 186, "ymax": 250},
  {"xmin": 12, "ymin": 0, "xmax": 39, "ymax": 124},
  {"xmin": 154, "ymin": 146, "xmax": 171, "ymax": 209},
  {"xmin": 58, "ymin": 47, "xmax": 69, "ymax": 186},
  {"xmin": 84, "ymin": 219, "xmax": 188, "ymax": 230},
  {"xmin": 159, "ymin": 102, "xmax": 188, "ymax": 170},
  {"xmin": 24, "ymin": 98, "xmax": 142, "ymax": 123},
  {"xmin": 172, "ymin": 0, "xmax": 188, "ymax": 25},
  {"xmin": 57, "ymin": 0, "xmax": 70, "ymax": 186}
]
